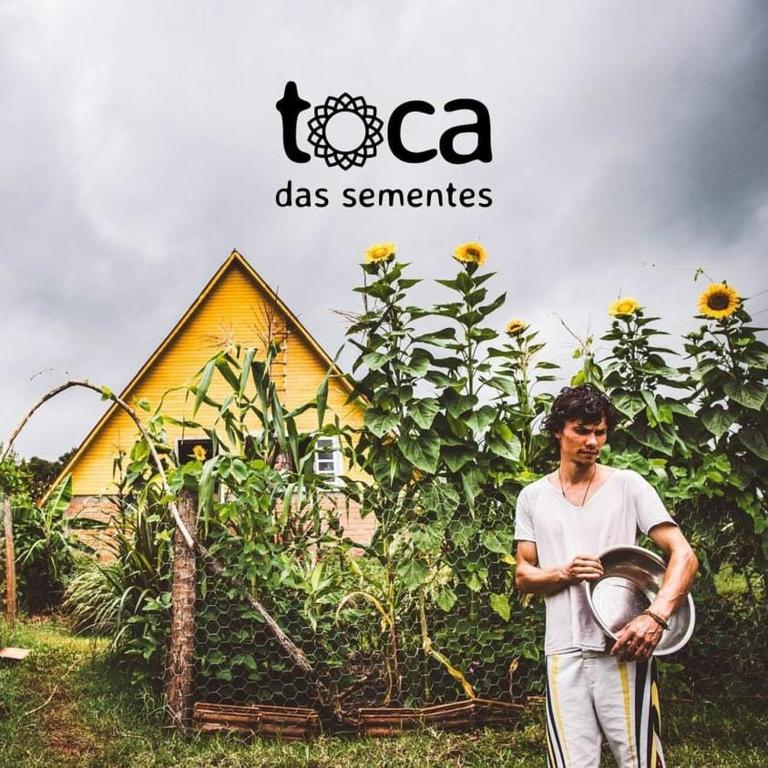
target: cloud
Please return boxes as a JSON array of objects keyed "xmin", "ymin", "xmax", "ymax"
[{"xmin": 1, "ymin": 0, "xmax": 765, "ymax": 457}]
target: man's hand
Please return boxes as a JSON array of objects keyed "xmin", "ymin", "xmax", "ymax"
[
  {"xmin": 562, "ymin": 554, "xmax": 604, "ymax": 584},
  {"xmin": 610, "ymin": 613, "xmax": 664, "ymax": 662}
]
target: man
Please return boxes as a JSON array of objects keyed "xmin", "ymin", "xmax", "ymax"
[{"xmin": 514, "ymin": 384, "xmax": 698, "ymax": 768}]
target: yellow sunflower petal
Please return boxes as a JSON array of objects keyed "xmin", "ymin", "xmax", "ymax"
[
  {"xmin": 364, "ymin": 242, "xmax": 396, "ymax": 264},
  {"xmin": 608, "ymin": 297, "xmax": 641, "ymax": 317},
  {"xmin": 452, "ymin": 242, "xmax": 487, "ymax": 266},
  {"xmin": 505, "ymin": 319, "xmax": 528, "ymax": 336},
  {"xmin": 698, "ymin": 282, "xmax": 740, "ymax": 319}
]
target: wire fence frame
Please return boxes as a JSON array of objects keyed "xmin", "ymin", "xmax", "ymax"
[{"xmin": 160, "ymin": 487, "xmax": 767, "ymax": 737}]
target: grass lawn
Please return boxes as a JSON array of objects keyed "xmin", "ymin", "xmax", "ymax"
[{"xmin": 0, "ymin": 618, "xmax": 766, "ymax": 767}]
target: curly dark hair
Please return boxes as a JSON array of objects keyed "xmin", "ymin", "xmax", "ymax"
[{"xmin": 542, "ymin": 384, "xmax": 622, "ymax": 444}]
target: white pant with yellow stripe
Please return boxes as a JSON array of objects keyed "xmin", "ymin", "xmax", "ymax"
[{"xmin": 545, "ymin": 650, "xmax": 665, "ymax": 768}]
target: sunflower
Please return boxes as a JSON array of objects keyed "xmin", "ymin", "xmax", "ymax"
[
  {"xmin": 192, "ymin": 444, "xmax": 207, "ymax": 462},
  {"xmin": 608, "ymin": 297, "xmax": 641, "ymax": 317},
  {"xmin": 505, "ymin": 319, "xmax": 528, "ymax": 337},
  {"xmin": 698, "ymin": 282, "xmax": 740, "ymax": 320},
  {"xmin": 364, "ymin": 242, "xmax": 396, "ymax": 264},
  {"xmin": 453, "ymin": 242, "xmax": 487, "ymax": 267}
]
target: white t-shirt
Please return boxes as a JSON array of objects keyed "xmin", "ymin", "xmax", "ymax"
[{"xmin": 514, "ymin": 468, "xmax": 676, "ymax": 656}]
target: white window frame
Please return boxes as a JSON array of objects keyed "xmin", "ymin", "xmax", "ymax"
[{"xmin": 313, "ymin": 436, "xmax": 343, "ymax": 483}]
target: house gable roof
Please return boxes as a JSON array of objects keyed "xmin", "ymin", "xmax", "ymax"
[{"xmin": 50, "ymin": 249, "xmax": 358, "ymax": 497}]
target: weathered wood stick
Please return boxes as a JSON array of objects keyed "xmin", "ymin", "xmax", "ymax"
[
  {"xmin": 3, "ymin": 497, "xmax": 16, "ymax": 626},
  {"xmin": 166, "ymin": 488, "xmax": 197, "ymax": 731}
]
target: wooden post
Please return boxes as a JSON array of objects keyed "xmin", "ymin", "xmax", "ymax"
[
  {"xmin": 166, "ymin": 489, "xmax": 197, "ymax": 731},
  {"xmin": 3, "ymin": 497, "xmax": 16, "ymax": 627}
]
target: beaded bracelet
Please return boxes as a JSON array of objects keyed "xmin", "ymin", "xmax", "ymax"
[{"xmin": 643, "ymin": 608, "xmax": 670, "ymax": 630}]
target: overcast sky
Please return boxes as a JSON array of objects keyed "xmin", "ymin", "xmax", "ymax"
[{"xmin": 2, "ymin": 0, "xmax": 766, "ymax": 460}]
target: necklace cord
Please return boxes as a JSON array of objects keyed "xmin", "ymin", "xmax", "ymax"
[{"xmin": 559, "ymin": 464, "xmax": 597, "ymax": 507}]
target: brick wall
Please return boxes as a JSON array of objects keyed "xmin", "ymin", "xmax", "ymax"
[
  {"xmin": 66, "ymin": 495, "xmax": 121, "ymax": 560},
  {"xmin": 67, "ymin": 492, "xmax": 377, "ymax": 561}
]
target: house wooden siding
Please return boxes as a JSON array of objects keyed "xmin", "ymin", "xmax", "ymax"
[{"xmin": 56, "ymin": 251, "xmax": 372, "ymax": 544}]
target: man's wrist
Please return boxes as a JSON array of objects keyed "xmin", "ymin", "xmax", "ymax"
[
  {"xmin": 643, "ymin": 608, "xmax": 670, "ymax": 630},
  {"xmin": 648, "ymin": 600, "xmax": 675, "ymax": 623}
]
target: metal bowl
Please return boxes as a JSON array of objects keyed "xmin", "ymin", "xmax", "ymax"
[{"xmin": 587, "ymin": 545, "xmax": 695, "ymax": 656}]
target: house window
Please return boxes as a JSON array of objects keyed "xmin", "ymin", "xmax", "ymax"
[
  {"xmin": 314, "ymin": 437, "xmax": 342, "ymax": 479},
  {"xmin": 177, "ymin": 438, "xmax": 214, "ymax": 464}
]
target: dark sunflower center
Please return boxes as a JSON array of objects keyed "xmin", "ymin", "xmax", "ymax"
[
  {"xmin": 467, "ymin": 249, "xmax": 479, "ymax": 258},
  {"xmin": 708, "ymin": 293, "xmax": 730, "ymax": 310}
]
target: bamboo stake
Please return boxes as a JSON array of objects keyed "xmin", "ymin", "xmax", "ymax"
[{"xmin": 1, "ymin": 381, "xmax": 193, "ymax": 549}]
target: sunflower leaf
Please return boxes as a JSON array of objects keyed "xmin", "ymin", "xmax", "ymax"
[
  {"xmin": 700, "ymin": 406, "xmax": 735, "ymax": 439},
  {"xmin": 461, "ymin": 468, "xmax": 485, "ymax": 506},
  {"xmin": 482, "ymin": 530, "xmax": 514, "ymax": 555},
  {"xmin": 738, "ymin": 428, "xmax": 768, "ymax": 461},
  {"xmin": 486, "ymin": 428, "xmax": 522, "ymax": 461},
  {"xmin": 489, "ymin": 593, "xmax": 511, "ymax": 621},
  {"xmin": 723, "ymin": 381, "xmax": 766, "ymax": 411},
  {"xmin": 436, "ymin": 586, "xmax": 458, "ymax": 613},
  {"xmin": 364, "ymin": 408, "xmax": 399, "ymax": 438},
  {"xmin": 398, "ymin": 431, "xmax": 441, "ymax": 473},
  {"xmin": 397, "ymin": 558, "xmax": 429, "ymax": 590},
  {"xmin": 464, "ymin": 406, "xmax": 496, "ymax": 433},
  {"xmin": 409, "ymin": 398, "xmax": 440, "ymax": 430},
  {"xmin": 441, "ymin": 446, "xmax": 476, "ymax": 472},
  {"xmin": 362, "ymin": 351, "xmax": 396, "ymax": 371}
]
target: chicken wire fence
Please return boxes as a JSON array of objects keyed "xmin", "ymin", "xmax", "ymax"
[
  {"xmin": 189, "ymin": 495, "xmax": 545, "ymax": 718},
  {"xmin": 175, "ymin": 492, "xmax": 766, "ymax": 720},
  {"xmin": 666, "ymin": 502, "xmax": 768, "ymax": 698}
]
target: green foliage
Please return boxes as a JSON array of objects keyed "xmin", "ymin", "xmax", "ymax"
[
  {"xmin": 64, "ymin": 479, "xmax": 173, "ymax": 683},
  {"xmin": 64, "ymin": 341, "xmax": 347, "ymax": 690},
  {"xmin": 22, "ymin": 448, "xmax": 77, "ymax": 501},
  {"xmin": 338, "ymin": 254, "xmax": 562, "ymax": 700},
  {"xmin": 3, "ymin": 473, "xmax": 92, "ymax": 613},
  {"xmin": 562, "ymin": 295, "xmax": 768, "ymax": 696},
  {"xmin": 685, "ymin": 306, "xmax": 768, "ymax": 539},
  {"xmin": 0, "ymin": 448, "xmax": 32, "ymax": 500},
  {"xmin": 60, "ymin": 258, "xmax": 766, "ymax": 710},
  {"xmin": 346, "ymin": 257, "xmax": 551, "ymax": 498}
]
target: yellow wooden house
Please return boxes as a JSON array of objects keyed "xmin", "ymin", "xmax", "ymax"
[{"xmin": 54, "ymin": 249, "xmax": 372, "ymax": 544}]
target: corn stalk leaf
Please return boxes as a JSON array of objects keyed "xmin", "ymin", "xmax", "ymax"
[{"xmin": 193, "ymin": 359, "xmax": 217, "ymax": 416}]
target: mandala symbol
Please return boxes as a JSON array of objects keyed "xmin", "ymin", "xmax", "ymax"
[{"xmin": 307, "ymin": 93, "xmax": 384, "ymax": 170}]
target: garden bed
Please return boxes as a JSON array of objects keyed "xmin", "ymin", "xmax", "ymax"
[
  {"xmin": 193, "ymin": 698, "xmax": 523, "ymax": 739},
  {"xmin": 357, "ymin": 699, "xmax": 523, "ymax": 737},
  {"xmin": 194, "ymin": 702, "xmax": 321, "ymax": 739}
]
